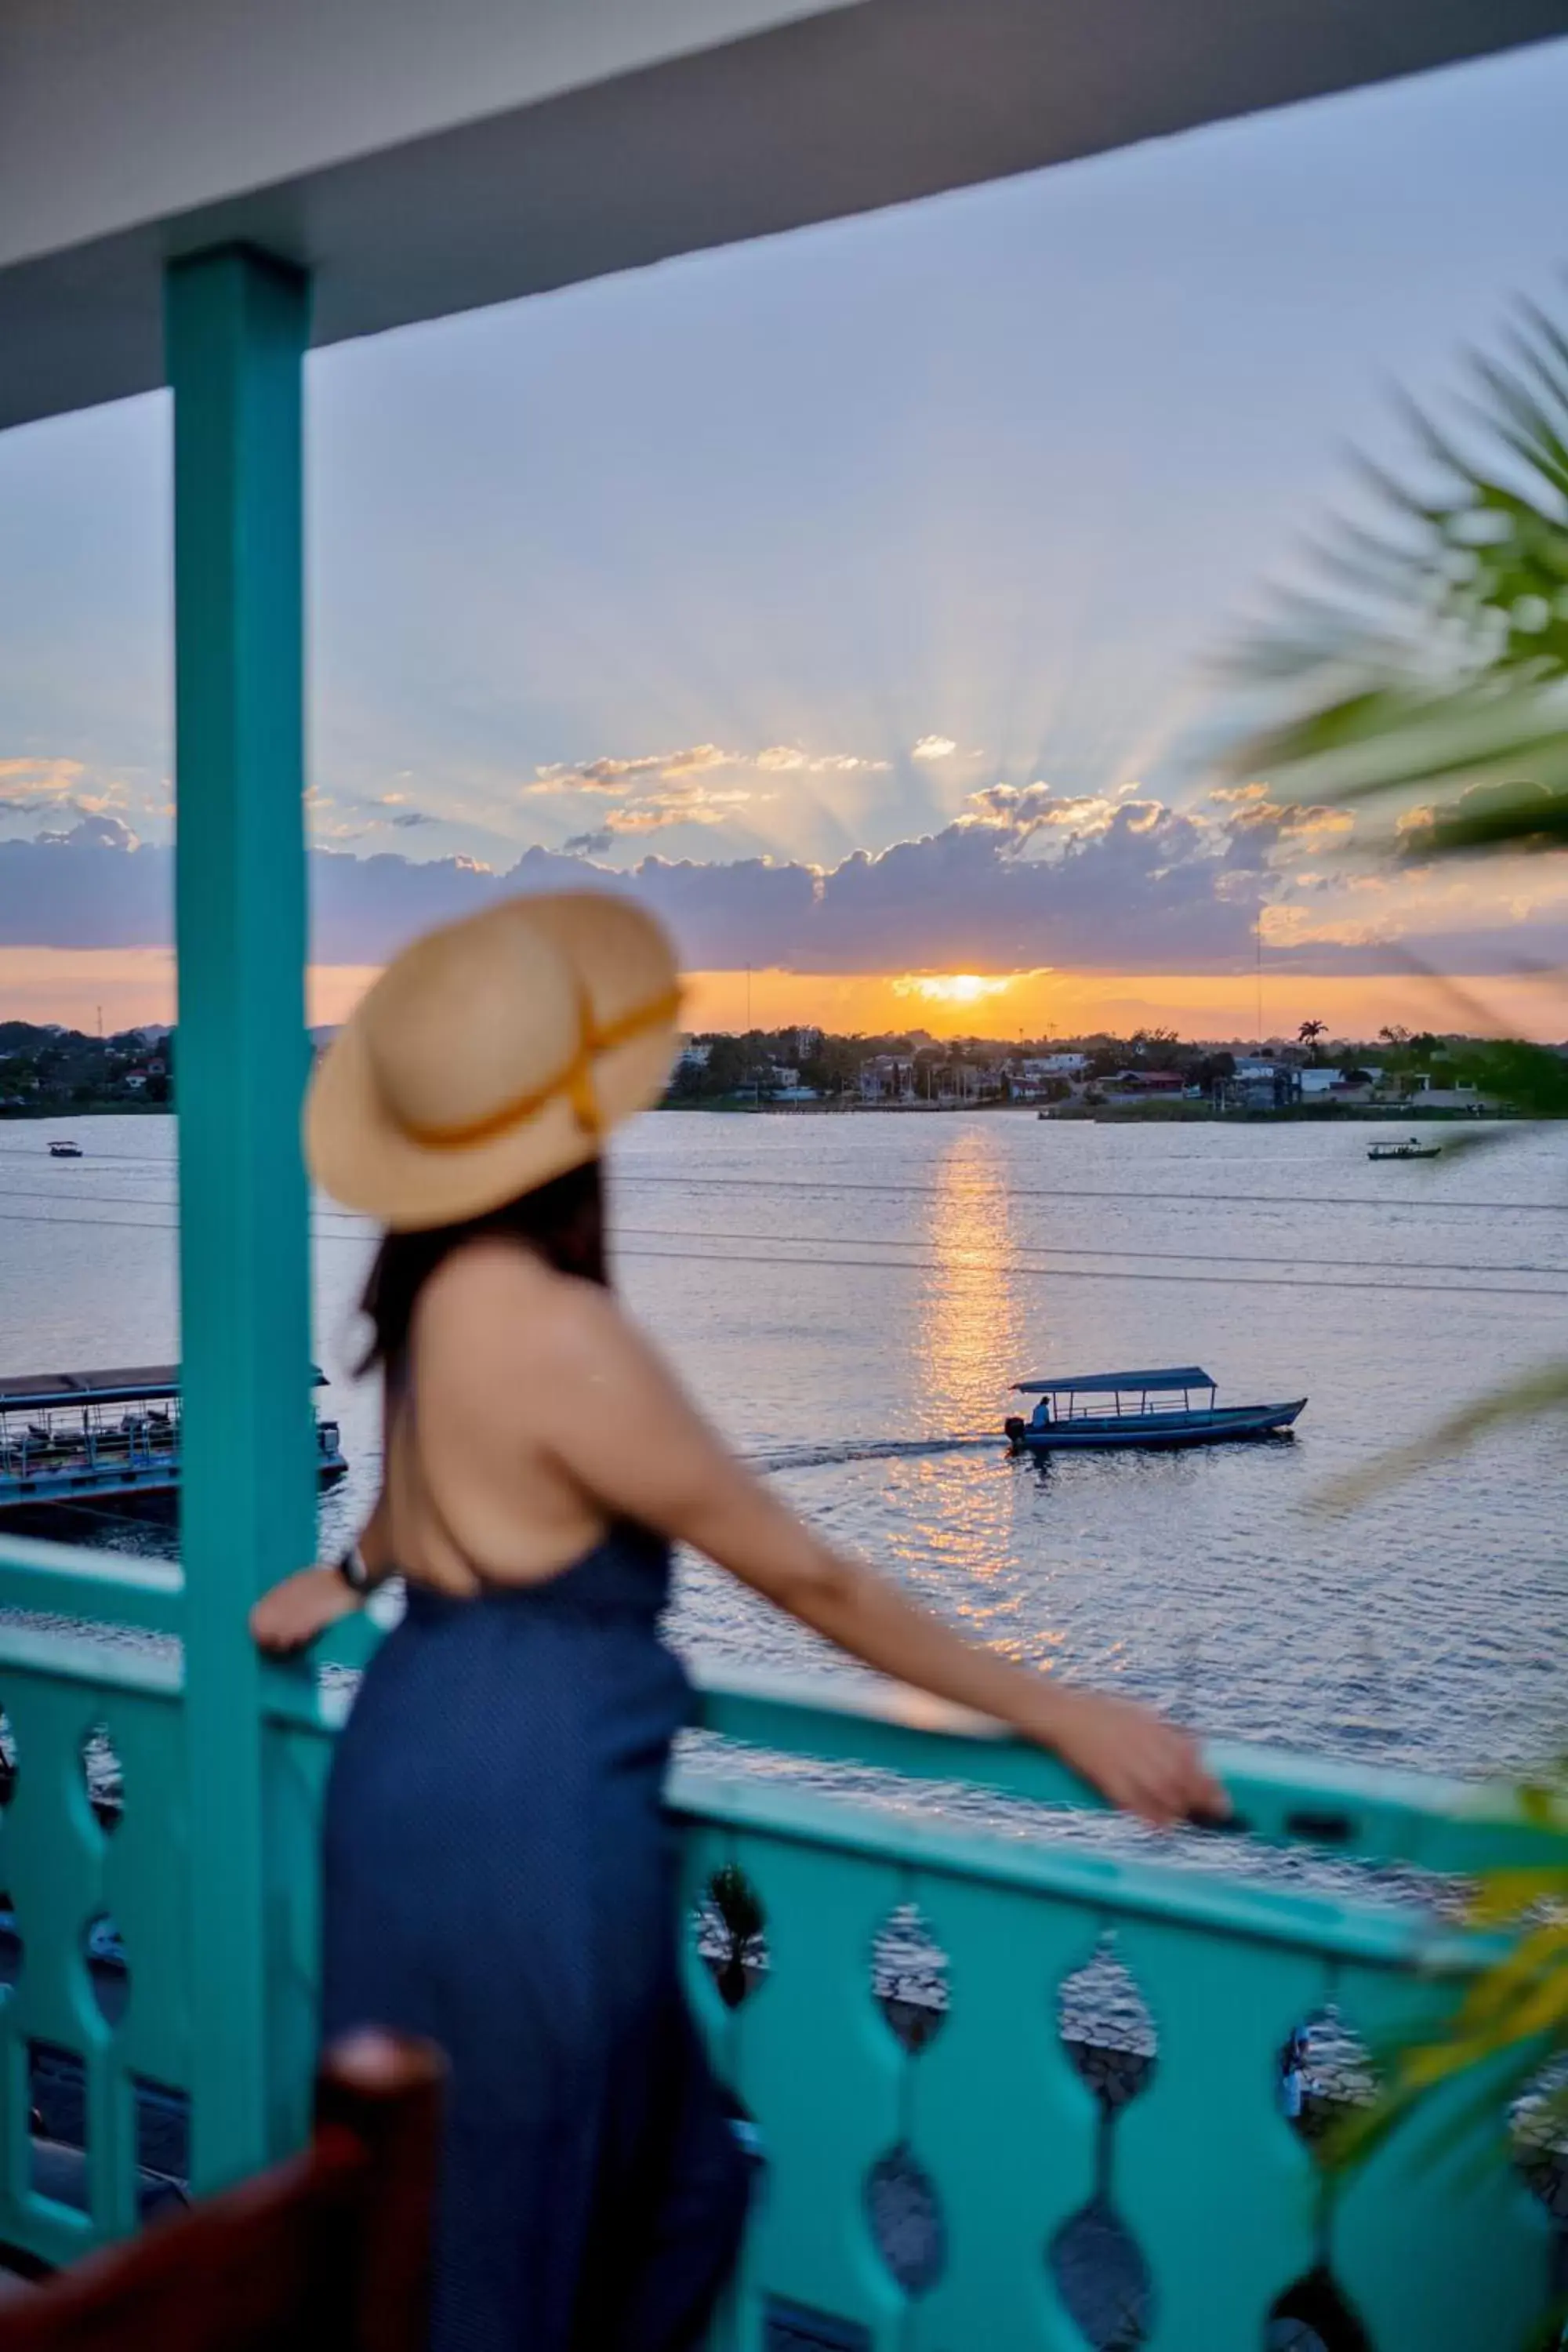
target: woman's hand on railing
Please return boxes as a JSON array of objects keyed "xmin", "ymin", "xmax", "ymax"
[
  {"xmin": 1036, "ymin": 1684, "xmax": 1226, "ymax": 1828},
  {"xmin": 251, "ymin": 1566, "xmax": 363, "ymax": 1655}
]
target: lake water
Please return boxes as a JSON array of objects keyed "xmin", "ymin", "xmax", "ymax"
[{"xmin": 4, "ymin": 1108, "xmax": 1567, "ymax": 1791}]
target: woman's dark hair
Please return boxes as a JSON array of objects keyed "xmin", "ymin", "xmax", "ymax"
[{"xmin": 358, "ymin": 1156, "xmax": 608, "ymax": 1382}]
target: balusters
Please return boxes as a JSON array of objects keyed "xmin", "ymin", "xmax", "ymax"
[
  {"xmin": 0, "ymin": 1667, "xmax": 189, "ymax": 2262},
  {"xmin": 1111, "ymin": 1916, "xmax": 1327, "ymax": 2348},
  {"xmin": 690, "ymin": 1822, "xmax": 906, "ymax": 2352},
  {"xmin": 1328, "ymin": 1957, "xmax": 1551, "ymax": 2350},
  {"xmin": 907, "ymin": 1873, "xmax": 1101, "ymax": 2350}
]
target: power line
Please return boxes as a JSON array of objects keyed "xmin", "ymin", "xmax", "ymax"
[
  {"xmin": 2, "ymin": 1191, "xmax": 1568, "ymax": 1300},
  {"xmin": 2, "ymin": 1146, "xmax": 1566, "ymax": 1218},
  {"xmin": 609, "ymin": 1170, "xmax": 1568, "ymax": 1216},
  {"xmin": 619, "ymin": 1221, "xmax": 1568, "ymax": 1282},
  {"xmin": 0, "ymin": 1185, "xmax": 187, "ymax": 1214},
  {"xmin": 0, "ymin": 1149, "xmax": 175, "ymax": 1169},
  {"xmin": 616, "ymin": 1240, "xmax": 1568, "ymax": 1303},
  {"xmin": 3, "ymin": 1195, "xmax": 1568, "ymax": 1291},
  {"xmin": 0, "ymin": 1185, "xmax": 176, "ymax": 1213},
  {"xmin": 0, "ymin": 1179, "xmax": 370, "ymax": 1223},
  {"xmin": 4, "ymin": 1185, "xmax": 1567, "ymax": 1280},
  {"xmin": 0, "ymin": 1207, "xmax": 180, "ymax": 1234}
]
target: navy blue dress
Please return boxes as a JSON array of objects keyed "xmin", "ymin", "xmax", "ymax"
[{"xmin": 321, "ymin": 1528, "xmax": 749, "ymax": 2352}]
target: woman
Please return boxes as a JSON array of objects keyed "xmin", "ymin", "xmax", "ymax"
[{"xmin": 254, "ymin": 890, "xmax": 1223, "ymax": 2352}]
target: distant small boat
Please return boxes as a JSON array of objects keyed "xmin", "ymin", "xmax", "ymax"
[
  {"xmin": 1004, "ymin": 1366, "xmax": 1305, "ymax": 1453},
  {"xmin": 1367, "ymin": 1138, "xmax": 1442, "ymax": 1162},
  {"xmin": 48, "ymin": 1140, "xmax": 83, "ymax": 1159}
]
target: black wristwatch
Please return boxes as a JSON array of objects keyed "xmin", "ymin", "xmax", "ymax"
[{"xmin": 336, "ymin": 1541, "xmax": 374, "ymax": 1595}]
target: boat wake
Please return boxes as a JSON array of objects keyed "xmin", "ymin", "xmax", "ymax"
[{"xmin": 746, "ymin": 1434, "xmax": 999, "ymax": 1474}]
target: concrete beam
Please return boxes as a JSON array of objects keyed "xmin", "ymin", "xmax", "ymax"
[{"xmin": 2, "ymin": 0, "xmax": 1565, "ymax": 428}]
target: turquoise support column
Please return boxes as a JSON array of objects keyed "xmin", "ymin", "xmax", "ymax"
[{"xmin": 166, "ymin": 246, "xmax": 314, "ymax": 2193}]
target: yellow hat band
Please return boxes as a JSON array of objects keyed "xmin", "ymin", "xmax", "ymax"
[{"xmin": 398, "ymin": 984, "xmax": 683, "ymax": 1153}]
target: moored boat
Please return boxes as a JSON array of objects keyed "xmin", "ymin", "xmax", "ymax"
[
  {"xmin": 1367, "ymin": 1138, "xmax": 1441, "ymax": 1162},
  {"xmin": 1004, "ymin": 1365, "xmax": 1305, "ymax": 1453},
  {"xmin": 0, "ymin": 1364, "xmax": 347, "ymax": 1513}
]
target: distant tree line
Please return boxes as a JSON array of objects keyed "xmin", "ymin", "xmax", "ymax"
[
  {"xmin": 0, "ymin": 1022, "xmax": 172, "ymax": 1116},
  {"xmin": 663, "ymin": 1022, "xmax": 1566, "ymax": 1107}
]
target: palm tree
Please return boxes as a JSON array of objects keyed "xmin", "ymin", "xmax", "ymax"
[
  {"xmin": 1225, "ymin": 290, "xmax": 1568, "ymax": 2206},
  {"xmin": 1297, "ymin": 1018, "xmax": 1327, "ymax": 1063}
]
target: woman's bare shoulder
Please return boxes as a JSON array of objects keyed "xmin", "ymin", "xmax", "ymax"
[{"xmin": 413, "ymin": 1236, "xmax": 641, "ymax": 1384}]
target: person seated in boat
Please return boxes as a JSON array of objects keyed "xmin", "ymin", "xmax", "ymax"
[
  {"xmin": 1279, "ymin": 2026, "xmax": 1308, "ymax": 2122},
  {"xmin": 251, "ymin": 891, "xmax": 1225, "ymax": 2352}
]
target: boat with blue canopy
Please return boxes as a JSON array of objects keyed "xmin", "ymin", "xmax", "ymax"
[
  {"xmin": 1367, "ymin": 1138, "xmax": 1442, "ymax": 1162},
  {"xmin": 1004, "ymin": 1366, "xmax": 1306, "ymax": 1453}
]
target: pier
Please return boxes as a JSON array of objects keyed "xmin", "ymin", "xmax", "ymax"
[{"xmin": 0, "ymin": 1, "xmax": 1564, "ymax": 2342}]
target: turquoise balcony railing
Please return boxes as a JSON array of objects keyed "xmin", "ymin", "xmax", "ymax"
[{"xmin": 0, "ymin": 1530, "xmax": 1558, "ymax": 2349}]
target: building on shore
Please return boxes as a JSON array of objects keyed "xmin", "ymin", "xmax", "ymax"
[
  {"xmin": 1224, "ymin": 1060, "xmax": 1301, "ymax": 1112},
  {"xmin": 858, "ymin": 1054, "xmax": 916, "ymax": 1102},
  {"xmin": 1409, "ymin": 1077, "xmax": 1495, "ymax": 1112}
]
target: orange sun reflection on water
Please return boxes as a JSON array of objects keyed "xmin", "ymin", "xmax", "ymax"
[
  {"xmin": 898, "ymin": 1131, "xmax": 1047, "ymax": 1657},
  {"xmin": 916, "ymin": 1133, "xmax": 1023, "ymax": 1425}
]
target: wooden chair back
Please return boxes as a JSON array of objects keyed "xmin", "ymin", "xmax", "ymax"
[{"xmin": 0, "ymin": 2031, "xmax": 443, "ymax": 2352}]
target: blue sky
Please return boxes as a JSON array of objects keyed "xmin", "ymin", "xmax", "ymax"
[{"xmin": 2, "ymin": 34, "xmax": 1568, "ymax": 1030}]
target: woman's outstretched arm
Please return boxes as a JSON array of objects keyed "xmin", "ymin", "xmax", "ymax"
[{"xmin": 448, "ymin": 1250, "xmax": 1226, "ymax": 1828}]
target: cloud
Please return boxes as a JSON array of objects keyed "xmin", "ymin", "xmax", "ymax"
[
  {"xmin": 0, "ymin": 820, "xmax": 165, "ymax": 945},
  {"xmin": 530, "ymin": 750, "xmax": 772, "ymax": 844},
  {"xmin": 0, "ymin": 757, "xmax": 136, "ymax": 826},
  {"xmin": 4, "ymin": 786, "xmax": 1565, "ymax": 978},
  {"xmin": 389, "ymin": 810, "xmax": 437, "ymax": 829},
  {"xmin": 753, "ymin": 747, "xmax": 889, "ymax": 775},
  {"xmin": 910, "ymin": 735, "xmax": 957, "ymax": 761},
  {"xmin": 532, "ymin": 744, "xmax": 729, "ymax": 792},
  {"xmin": 531, "ymin": 741, "xmax": 889, "ymax": 794},
  {"xmin": 34, "ymin": 812, "xmax": 139, "ymax": 851},
  {"xmin": 0, "ymin": 757, "xmax": 85, "ymax": 804},
  {"xmin": 1205, "ymin": 780, "xmax": 1356, "ymax": 863},
  {"xmin": 967, "ymin": 782, "xmax": 1121, "ymax": 837}
]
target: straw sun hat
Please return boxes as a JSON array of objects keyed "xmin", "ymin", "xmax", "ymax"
[{"xmin": 306, "ymin": 891, "xmax": 683, "ymax": 1230}]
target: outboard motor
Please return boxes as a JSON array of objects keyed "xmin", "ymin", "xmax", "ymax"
[{"xmin": 1004, "ymin": 1415, "xmax": 1026, "ymax": 1447}]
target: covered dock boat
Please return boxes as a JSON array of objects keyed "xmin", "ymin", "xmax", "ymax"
[
  {"xmin": 1005, "ymin": 1366, "xmax": 1306, "ymax": 1452},
  {"xmin": 0, "ymin": 1365, "xmax": 347, "ymax": 1512}
]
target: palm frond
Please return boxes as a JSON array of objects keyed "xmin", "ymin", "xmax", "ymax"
[
  {"xmin": 1274, "ymin": 296, "xmax": 1568, "ymax": 2256},
  {"xmin": 1234, "ymin": 682, "xmax": 1568, "ymax": 810},
  {"xmin": 1421, "ymin": 782, "xmax": 1568, "ymax": 853},
  {"xmin": 1225, "ymin": 295, "xmax": 1568, "ymax": 848}
]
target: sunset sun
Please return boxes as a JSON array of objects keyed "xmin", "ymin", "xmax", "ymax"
[{"xmin": 897, "ymin": 973, "xmax": 1016, "ymax": 1007}]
